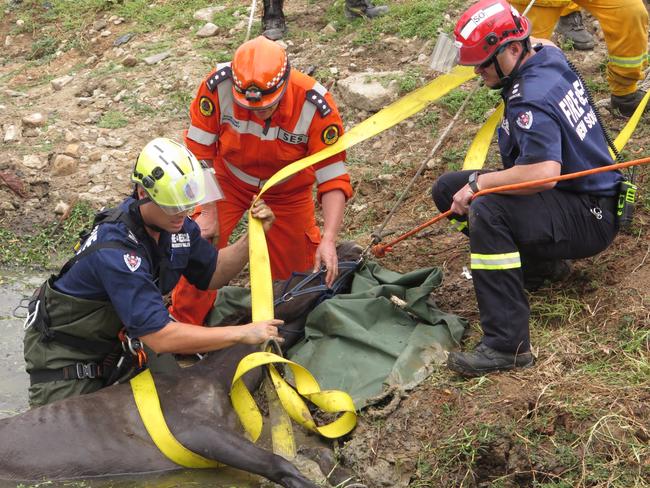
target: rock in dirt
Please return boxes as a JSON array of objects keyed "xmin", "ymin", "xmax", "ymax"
[
  {"xmin": 3, "ymin": 125, "xmax": 19, "ymax": 143},
  {"xmin": 51, "ymin": 155, "xmax": 77, "ymax": 177},
  {"xmin": 144, "ymin": 51, "xmax": 171, "ymax": 65},
  {"xmin": 122, "ymin": 54, "xmax": 138, "ymax": 67},
  {"xmin": 193, "ymin": 6, "xmax": 227, "ymax": 22},
  {"xmin": 51, "ymin": 75, "xmax": 74, "ymax": 91},
  {"xmin": 337, "ymin": 71, "xmax": 402, "ymax": 112},
  {"xmin": 22, "ymin": 154, "xmax": 47, "ymax": 170},
  {"xmin": 196, "ymin": 23, "xmax": 219, "ymax": 38},
  {"xmin": 22, "ymin": 113, "xmax": 47, "ymax": 128}
]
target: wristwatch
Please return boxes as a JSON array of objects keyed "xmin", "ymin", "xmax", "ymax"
[{"xmin": 468, "ymin": 171, "xmax": 480, "ymax": 194}]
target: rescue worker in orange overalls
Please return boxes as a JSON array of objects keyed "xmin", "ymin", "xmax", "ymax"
[{"xmin": 169, "ymin": 36, "xmax": 353, "ymax": 325}]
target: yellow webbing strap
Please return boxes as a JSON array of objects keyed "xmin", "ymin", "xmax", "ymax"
[
  {"xmin": 462, "ymin": 89, "xmax": 650, "ymax": 171},
  {"xmin": 611, "ymin": 90, "xmax": 650, "ymax": 156},
  {"xmin": 233, "ymin": 66, "xmax": 477, "ymax": 444},
  {"xmin": 130, "ymin": 369, "xmax": 221, "ymax": 468},
  {"xmin": 463, "ymin": 102, "xmax": 504, "ymax": 170},
  {"xmin": 231, "ymin": 352, "xmax": 357, "ymax": 442},
  {"xmin": 248, "ymin": 64, "xmax": 477, "ymax": 321}
]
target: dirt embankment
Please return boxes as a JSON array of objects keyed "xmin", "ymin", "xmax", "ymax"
[{"xmin": 1, "ymin": 1, "xmax": 648, "ymax": 486}]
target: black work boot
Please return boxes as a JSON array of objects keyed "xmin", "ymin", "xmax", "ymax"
[
  {"xmin": 522, "ymin": 259, "xmax": 572, "ymax": 292},
  {"xmin": 555, "ymin": 11, "xmax": 594, "ymax": 50},
  {"xmin": 345, "ymin": 0, "xmax": 389, "ymax": 19},
  {"xmin": 262, "ymin": 0, "xmax": 287, "ymax": 41},
  {"xmin": 611, "ymin": 90, "xmax": 648, "ymax": 118},
  {"xmin": 447, "ymin": 343, "xmax": 535, "ymax": 377}
]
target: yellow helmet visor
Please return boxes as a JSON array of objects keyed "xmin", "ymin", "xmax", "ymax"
[{"xmin": 157, "ymin": 167, "xmax": 224, "ymax": 215}]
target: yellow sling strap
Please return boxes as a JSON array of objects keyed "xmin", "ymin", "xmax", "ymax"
[
  {"xmin": 234, "ymin": 65, "xmax": 477, "ymax": 446},
  {"xmin": 612, "ymin": 90, "xmax": 650, "ymax": 155},
  {"xmin": 247, "ymin": 64, "xmax": 477, "ymax": 320},
  {"xmin": 130, "ymin": 369, "xmax": 222, "ymax": 468},
  {"xmin": 463, "ymin": 90, "xmax": 650, "ymax": 171},
  {"xmin": 127, "ymin": 66, "xmax": 476, "ymax": 468},
  {"xmin": 231, "ymin": 351, "xmax": 357, "ymax": 442},
  {"xmin": 463, "ymin": 102, "xmax": 504, "ymax": 170}
]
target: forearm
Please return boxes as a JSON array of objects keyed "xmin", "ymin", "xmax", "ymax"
[
  {"xmin": 208, "ymin": 235, "xmax": 249, "ymax": 289},
  {"xmin": 140, "ymin": 321, "xmax": 244, "ymax": 354},
  {"xmin": 320, "ymin": 190, "xmax": 345, "ymax": 241},
  {"xmin": 478, "ymin": 161, "xmax": 560, "ymax": 195}
]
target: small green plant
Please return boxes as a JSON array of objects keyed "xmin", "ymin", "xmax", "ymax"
[
  {"xmin": 439, "ymin": 87, "xmax": 501, "ymax": 123},
  {"xmin": 416, "ymin": 109, "xmax": 440, "ymax": 135},
  {"xmin": 398, "ymin": 68, "xmax": 421, "ymax": 94},
  {"xmin": 560, "ymin": 37, "xmax": 575, "ymax": 51},
  {"xmin": 28, "ymin": 36, "xmax": 58, "ymax": 60},
  {"xmin": 97, "ymin": 110, "xmax": 128, "ymax": 129},
  {"xmin": 441, "ymin": 145, "xmax": 468, "ymax": 171}
]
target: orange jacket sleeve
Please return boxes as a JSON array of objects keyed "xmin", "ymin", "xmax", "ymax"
[
  {"xmin": 184, "ymin": 70, "xmax": 222, "ymax": 161},
  {"xmin": 307, "ymin": 90, "xmax": 353, "ymax": 202}
]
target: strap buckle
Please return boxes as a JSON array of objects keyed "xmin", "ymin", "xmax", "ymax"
[{"xmin": 75, "ymin": 362, "xmax": 98, "ymax": 379}]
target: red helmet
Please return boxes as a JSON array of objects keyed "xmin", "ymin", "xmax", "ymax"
[
  {"xmin": 231, "ymin": 36, "xmax": 290, "ymax": 110},
  {"xmin": 453, "ymin": 0, "xmax": 530, "ymax": 66}
]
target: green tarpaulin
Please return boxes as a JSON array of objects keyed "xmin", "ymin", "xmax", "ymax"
[{"xmin": 206, "ymin": 261, "xmax": 466, "ymax": 409}]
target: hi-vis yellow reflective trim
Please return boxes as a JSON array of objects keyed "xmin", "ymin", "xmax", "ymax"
[
  {"xmin": 230, "ymin": 351, "xmax": 357, "ymax": 441},
  {"xmin": 471, "ymin": 251, "xmax": 521, "ymax": 270},
  {"xmin": 449, "ymin": 218, "xmax": 468, "ymax": 232},
  {"xmin": 609, "ymin": 53, "xmax": 648, "ymax": 68},
  {"xmin": 130, "ymin": 369, "xmax": 221, "ymax": 468},
  {"xmin": 463, "ymin": 102, "xmax": 504, "ymax": 170}
]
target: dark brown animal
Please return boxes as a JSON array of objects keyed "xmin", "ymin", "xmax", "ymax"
[{"xmin": 0, "ymin": 243, "xmax": 363, "ymax": 487}]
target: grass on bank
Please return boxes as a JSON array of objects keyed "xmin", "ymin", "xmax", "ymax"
[{"xmin": 0, "ymin": 202, "xmax": 97, "ymax": 269}]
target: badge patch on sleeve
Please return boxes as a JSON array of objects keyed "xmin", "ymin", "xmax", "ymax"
[
  {"xmin": 199, "ymin": 96, "xmax": 215, "ymax": 117},
  {"xmin": 516, "ymin": 111, "xmax": 533, "ymax": 129},
  {"xmin": 321, "ymin": 124, "xmax": 340, "ymax": 145},
  {"xmin": 123, "ymin": 252, "xmax": 142, "ymax": 272}
]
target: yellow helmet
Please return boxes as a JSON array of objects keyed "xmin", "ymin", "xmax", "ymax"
[{"xmin": 132, "ymin": 138, "xmax": 223, "ymax": 214}]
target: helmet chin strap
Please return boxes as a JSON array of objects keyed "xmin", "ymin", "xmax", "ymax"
[
  {"xmin": 131, "ymin": 189, "xmax": 166, "ymax": 234},
  {"xmin": 492, "ymin": 39, "xmax": 530, "ymax": 90}
]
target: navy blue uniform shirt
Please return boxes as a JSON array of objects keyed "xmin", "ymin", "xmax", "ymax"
[
  {"xmin": 498, "ymin": 45, "xmax": 622, "ymax": 196},
  {"xmin": 54, "ymin": 198, "xmax": 218, "ymax": 337}
]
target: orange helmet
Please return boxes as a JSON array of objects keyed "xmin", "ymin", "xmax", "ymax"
[{"xmin": 231, "ymin": 36, "xmax": 290, "ymax": 110}]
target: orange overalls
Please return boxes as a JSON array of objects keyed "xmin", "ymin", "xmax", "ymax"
[{"xmin": 169, "ymin": 65, "xmax": 353, "ymax": 325}]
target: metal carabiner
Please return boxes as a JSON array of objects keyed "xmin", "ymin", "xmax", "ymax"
[{"xmin": 590, "ymin": 207, "xmax": 603, "ymax": 220}]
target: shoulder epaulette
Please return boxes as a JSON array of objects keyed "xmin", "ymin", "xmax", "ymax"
[
  {"xmin": 506, "ymin": 81, "xmax": 524, "ymax": 102},
  {"xmin": 306, "ymin": 89, "xmax": 332, "ymax": 117},
  {"xmin": 206, "ymin": 66, "xmax": 232, "ymax": 93}
]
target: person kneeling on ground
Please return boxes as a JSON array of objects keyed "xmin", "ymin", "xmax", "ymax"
[
  {"xmin": 23, "ymin": 137, "xmax": 282, "ymax": 407},
  {"xmin": 431, "ymin": 0, "xmax": 622, "ymax": 377}
]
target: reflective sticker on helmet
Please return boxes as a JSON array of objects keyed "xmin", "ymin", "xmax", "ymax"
[
  {"xmin": 184, "ymin": 179, "xmax": 200, "ymax": 200},
  {"xmin": 123, "ymin": 252, "xmax": 142, "ymax": 272},
  {"xmin": 516, "ymin": 111, "xmax": 533, "ymax": 130},
  {"xmin": 199, "ymin": 96, "xmax": 215, "ymax": 117},
  {"xmin": 460, "ymin": 3, "xmax": 506, "ymax": 39},
  {"xmin": 321, "ymin": 124, "xmax": 340, "ymax": 145}
]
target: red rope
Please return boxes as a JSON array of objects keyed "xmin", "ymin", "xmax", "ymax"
[{"xmin": 372, "ymin": 156, "xmax": 650, "ymax": 257}]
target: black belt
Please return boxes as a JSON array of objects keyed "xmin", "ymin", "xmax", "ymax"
[
  {"xmin": 29, "ymin": 362, "xmax": 103, "ymax": 386},
  {"xmin": 590, "ymin": 195, "xmax": 617, "ymax": 212}
]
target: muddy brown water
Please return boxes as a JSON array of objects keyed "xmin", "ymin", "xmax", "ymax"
[{"xmin": 0, "ymin": 270, "xmax": 268, "ymax": 488}]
